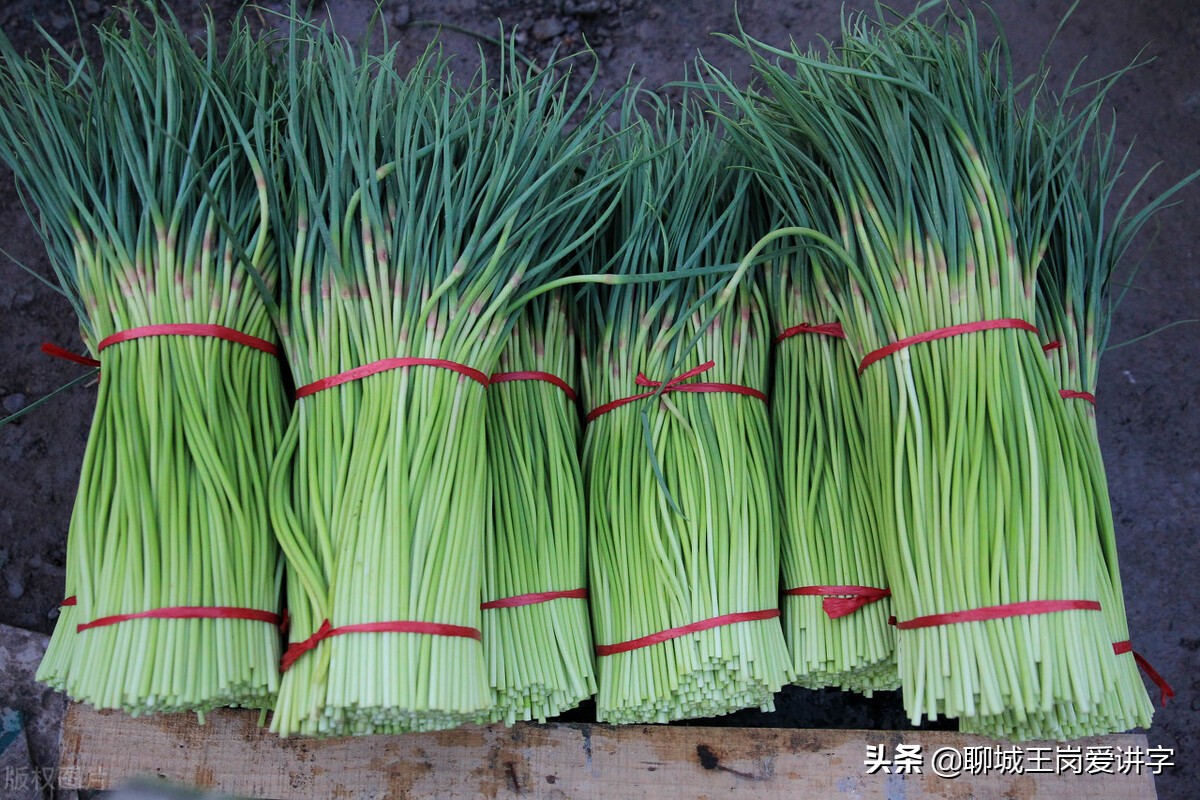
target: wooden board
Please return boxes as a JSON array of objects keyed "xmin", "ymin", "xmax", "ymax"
[{"xmin": 60, "ymin": 704, "xmax": 1157, "ymax": 799}]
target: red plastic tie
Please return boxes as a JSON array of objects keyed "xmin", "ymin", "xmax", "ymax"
[
  {"xmin": 42, "ymin": 324, "xmax": 278, "ymax": 370},
  {"xmin": 76, "ymin": 606, "xmax": 282, "ymax": 633},
  {"xmin": 295, "ymin": 357, "xmax": 489, "ymax": 399},
  {"xmin": 481, "ymin": 588, "xmax": 588, "ymax": 610},
  {"xmin": 1042, "ymin": 340, "xmax": 1062, "ymax": 354},
  {"xmin": 97, "ymin": 323, "xmax": 278, "ymax": 356},
  {"xmin": 858, "ymin": 319, "xmax": 1039, "ymax": 375},
  {"xmin": 60, "ymin": 596, "xmax": 77, "ymax": 607},
  {"xmin": 41, "ymin": 343, "xmax": 100, "ymax": 368},
  {"xmin": 784, "ymin": 585, "xmax": 892, "ymax": 620},
  {"xmin": 1059, "ymin": 389, "xmax": 1097, "ymax": 405},
  {"xmin": 594, "ymin": 609, "xmax": 780, "ymax": 657},
  {"xmin": 489, "ymin": 371, "xmax": 578, "ymax": 403},
  {"xmin": 1113, "ymin": 640, "xmax": 1175, "ymax": 707},
  {"xmin": 586, "ymin": 361, "xmax": 767, "ymax": 423},
  {"xmin": 894, "ymin": 599, "xmax": 1101, "ymax": 630},
  {"xmin": 775, "ymin": 322, "xmax": 846, "ymax": 344},
  {"xmin": 280, "ymin": 618, "xmax": 482, "ymax": 673}
]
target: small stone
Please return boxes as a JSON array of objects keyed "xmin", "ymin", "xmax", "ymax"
[
  {"xmin": 532, "ymin": 17, "xmax": 565, "ymax": 41},
  {"xmin": 6, "ymin": 570, "xmax": 24, "ymax": 600},
  {"xmin": 565, "ymin": 0, "xmax": 601, "ymax": 14},
  {"xmin": 598, "ymin": 44, "xmax": 615, "ymax": 60},
  {"xmin": 84, "ymin": 0, "xmax": 102, "ymax": 14},
  {"xmin": 389, "ymin": 2, "xmax": 411, "ymax": 27},
  {"xmin": 14, "ymin": 291, "xmax": 33, "ymax": 307},
  {"xmin": 2, "ymin": 394, "xmax": 26, "ymax": 415},
  {"xmin": 49, "ymin": 13, "xmax": 70, "ymax": 30}
]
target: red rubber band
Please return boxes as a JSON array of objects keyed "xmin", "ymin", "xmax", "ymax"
[
  {"xmin": 775, "ymin": 322, "xmax": 846, "ymax": 343},
  {"xmin": 280, "ymin": 618, "xmax": 482, "ymax": 673},
  {"xmin": 1059, "ymin": 389, "xmax": 1097, "ymax": 405},
  {"xmin": 586, "ymin": 361, "xmax": 767, "ymax": 423},
  {"xmin": 60, "ymin": 596, "xmax": 77, "ymax": 607},
  {"xmin": 784, "ymin": 585, "xmax": 892, "ymax": 620},
  {"xmin": 594, "ymin": 609, "xmax": 780, "ymax": 657},
  {"xmin": 98, "ymin": 323, "xmax": 278, "ymax": 356},
  {"xmin": 1042, "ymin": 340, "xmax": 1062, "ymax": 354},
  {"xmin": 1113, "ymin": 641, "xmax": 1175, "ymax": 707},
  {"xmin": 857, "ymin": 319, "xmax": 1039, "ymax": 375},
  {"xmin": 76, "ymin": 606, "xmax": 282, "ymax": 633},
  {"xmin": 42, "ymin": 324, "xmax": 278, "ymax": 370},
  {"xmin": 489, "ymin": 371, "xmax": 578, "ymax": 403},
  {"xmin": 894, "ymin": 599, "xmax": 1101, "ymax": 630},
  {"xmin": 41, "ymin": 343, "xmax": 100, "ymax": 368},
  {"xmin": 295, "ymin": 357, "xmax": 489, "ymax": 399},
  {"xmin": 481, "ymin": 588, "xmax": 588, "ymax": 610}
]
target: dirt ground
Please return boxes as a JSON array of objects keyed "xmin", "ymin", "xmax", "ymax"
[{"xmin": 0, "ymin": 1, "xmax": 1197, "ymax": 798}]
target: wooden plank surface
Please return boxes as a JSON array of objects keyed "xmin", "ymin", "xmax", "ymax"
[{"xmin": 60, "ymin": 704, "xmax": 1157, "ymax": 799}]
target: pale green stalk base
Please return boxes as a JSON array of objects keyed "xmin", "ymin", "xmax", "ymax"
[
  {"xmin": 38, "ymin": 339, "xmax": 286, "ymax": 715},
  {"xmin": 483, "ymin": 600, "xmax": 596, "ymax": 724},
  {"xmin": 784, "ymin": 596, "xmax": 898, "ymax": 694},
  {"xmin": 587, "ymin": 394, "xmax": 791, "ymax": 725},
  {"xmin": 484, "ymin": 299, "xmax": 595, "ymax": 724},
  {"xmin": 270, "ymin": 370, "xmax": 492, "ymax": 737},
  {"xmin": 594, "ymin": 620, "xmax": 787, "ymax": 725},
  {"xmin": 768, "ymin": 262, "xmax": 898, "ymax": 691},
  {"xmin": 861, "ymin": 331, "xmax": 1116, "ymax": 731}
]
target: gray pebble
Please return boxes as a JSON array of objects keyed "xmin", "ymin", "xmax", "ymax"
[
  {"xmin": 6, "ymin": 570, "xmax": 24, "ymax": 600},
  {"xmin": 84, "ymin": 0, "xmax": 102, "ymax": 14},
  {"xmin": 565, "ymin": 0, "xmax": 601, "ymax": 14},
  {"xmin": 533, "ymin": 17, "xmax": 565, "ymax": 41},
  {"xmin": 2, "ymin": 394, "xmax": 26, "ymax": 415},
  {"xmin": 389, "ymin": 2, "xmax": 411, "ymax": 27}
]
